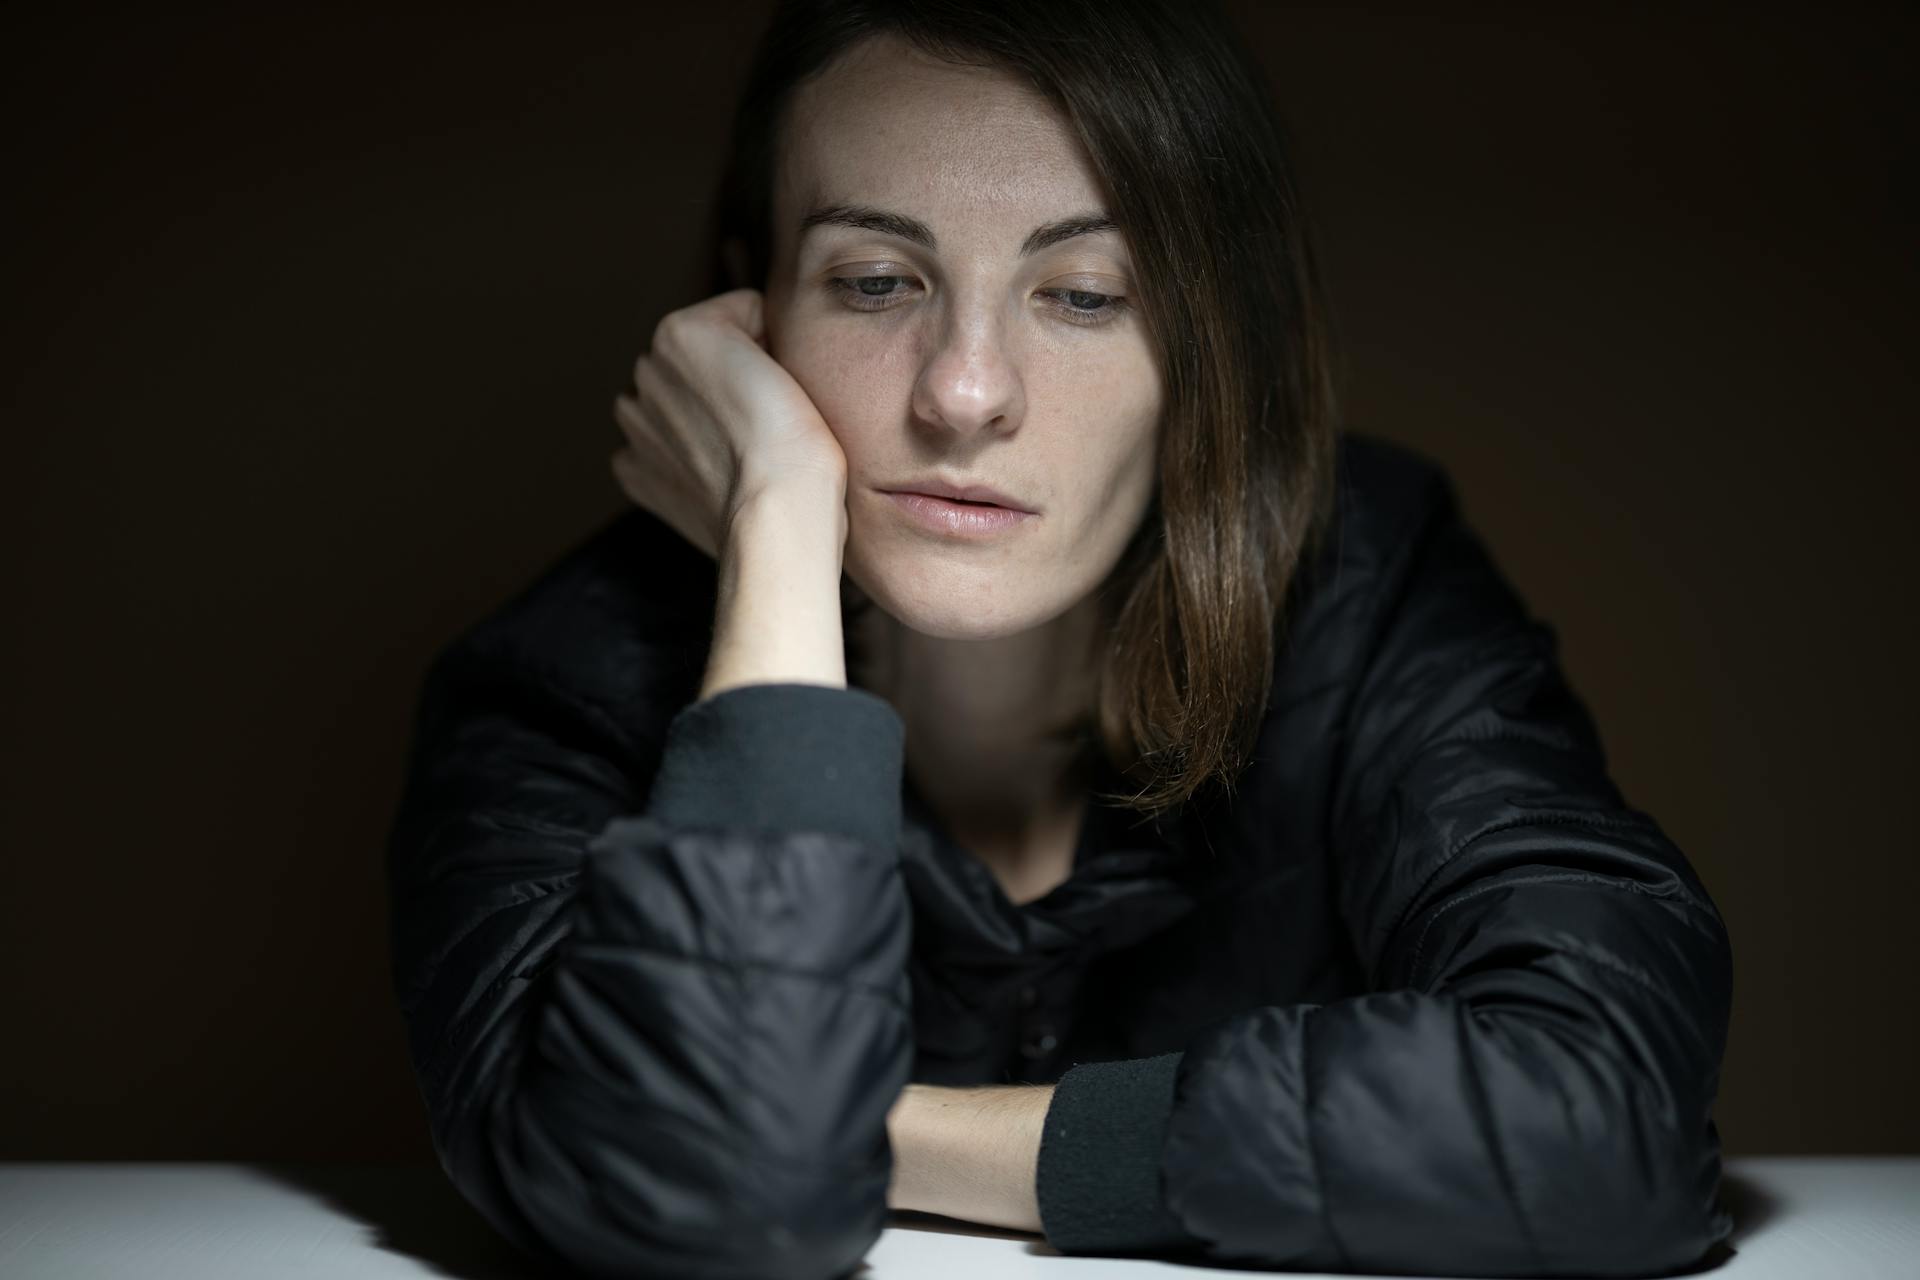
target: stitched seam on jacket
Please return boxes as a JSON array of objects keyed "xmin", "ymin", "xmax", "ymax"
[
  {"xmin": 1300, "ymin": 1007, "xmax": 1354, "ymax": 1272},
  {"xmin": 430, "ymin": 893, "xmax": 569, "ymax": 1059},
  {"xmin": 402, "ymin": 852, "xmax": 574, "ymax": 1002},
  {"xmin": 567, "ymin": 939, "xmax": 910, "ymax": 1010},
  {"xmin": 472, "ymin": 809, "xmax": 605, "ymax": 843},
  {"xmin": 1434, "ymin": 724, "xmax": 1578, "ymax": 749},
  {"xmin": 1354, "ymin": 634, "xmax": 1540, "ymax": 811},
  {"xmin": 1335, "ymin": 609, "xmax": 1551, "ymax": 845},
  {"xmin": 1406, "ymin": 866, "xmax": 1722, "ymax": 983},
  {"xmin": 1530, "ymin": 936, "xmax": 1720, "ymax": 1061},
  {"xmin": 1458, "ymin": 1004, "xmax": 1548, "ymax": 1274},
  {"xmin": 1386, "ymin": 810, "xmax": 1664, "ymax": 975},
  {"xmin": 423, "ymin": 949, "xmax": 554, "ymax": 1100}
]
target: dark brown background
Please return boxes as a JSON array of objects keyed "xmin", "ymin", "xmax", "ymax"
[{"xmin": 4, "ymin": 4, "xmax": 1914, "ymax": 1162}]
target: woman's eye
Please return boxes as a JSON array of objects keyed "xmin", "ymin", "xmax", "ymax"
[
  {"xmin": 826, "ymin": 276, "xmax": 1129, "ymax": 326},
  {"xmin": 1043, "ymin": 288, "xmax": 1129, "ymax": 326},
  {"xmin": 828, "ymin": 275, "xmax": 917, "ymax": 309}
]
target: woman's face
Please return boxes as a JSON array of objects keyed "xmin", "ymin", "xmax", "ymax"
[{"xmin": 762, "ymin": 33, "xmax": 1163, "ymax": 641}]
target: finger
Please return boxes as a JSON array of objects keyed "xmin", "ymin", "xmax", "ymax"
[
  {"xmin": 611, "ymin": 391, "xmax": 651, "ymax": 448},
  {"xmin": 704, "ymin": 287, "xmax": 765, "ymax": 343},
  {"xmin": 611, "ymin": 403, "xmax": 700, "ymax": 512},
  {"xmin": 612, "ymin": 443, "xmax": 691, "ymax": 528},
  {"xmin": 613, "ymin": 388, "xmax": 680, "ymax": 487},
  {"xmin": 609, "ymin": 444, "xmax": 649, "ymax": 504},
  {"xmin": 631, "ymin": 347, "xmax": 720, "ymax": 477},
  {"xmin": 615, "ymin": 355, "xmax": 678, "ymax": 442}
]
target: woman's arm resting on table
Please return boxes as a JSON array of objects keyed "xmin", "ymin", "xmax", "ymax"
[
  {"xmin": 1022, "ymin": 459, "xmax": 1736, "ymax": 1277},
  {"xmin": 886, "ymin": 1083, "xmax": 1054, "ymax": 1234},
  {"xmin": 386, "ymin": 486, "xmax": 911, "ymax": 1280}
]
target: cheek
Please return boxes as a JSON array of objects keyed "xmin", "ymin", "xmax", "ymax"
[
  {"xmin": 1034, "ymin": 357, "xmax": 1162, "ymax": 501},
  {"xmin": 773, "ymin": 318, "xmax": 906, "ymax": 448},
  {"xmin": 1102, "ymin": 412, "xmax": 1162, "ymax": 525}
]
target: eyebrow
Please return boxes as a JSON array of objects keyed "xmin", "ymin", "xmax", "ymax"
[{"xmin": 798, "ymin": 203, "xmax": 1120, "ymax": 257}]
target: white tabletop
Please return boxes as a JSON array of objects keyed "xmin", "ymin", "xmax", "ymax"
[{"xmin": 0, "ymin": 1158, "xmax": 1913, "ymax": 1278}]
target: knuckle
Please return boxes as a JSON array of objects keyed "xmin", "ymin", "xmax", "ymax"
[{"xmin": 651, "ymin": 309, "xmax": 687, "ymax": 352}]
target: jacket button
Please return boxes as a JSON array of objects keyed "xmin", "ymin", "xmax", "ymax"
[
  {"xmin": 1020, "ymin": 1031, "xmax": 1058, "ymax": 1058},
  {"xmin": 1017, "ymin": 985, "xmax": 1038, "ymax": 1009}
]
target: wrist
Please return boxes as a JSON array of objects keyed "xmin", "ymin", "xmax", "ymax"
[
  {"xmin": 729, "ymin": 467, "xmax": 848, "ymax": 537},
  {"xmin": 884, "ymin": 1083, "xmax": 1050, "ymax": 1233},
  {"xmin": 885, "ymin": 1084, "xmax": 924, "ymax": 1212},
  {"xmin": 701, "ymin": 481, "xmax": 849, "ymax": 699}
]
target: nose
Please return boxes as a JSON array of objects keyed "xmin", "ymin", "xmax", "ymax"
[{"xmin": 909, "ymin": 302, "xmax": 1026, "ymax": 438}]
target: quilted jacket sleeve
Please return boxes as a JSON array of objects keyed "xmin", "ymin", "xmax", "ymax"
[
  {"xmin": 384, "ymin": 630, "xmax": 913, "ymax": 1280},
  {"xmin": 1036, "ymin": 464, "xmax": 1736, "ymax": 1276}
]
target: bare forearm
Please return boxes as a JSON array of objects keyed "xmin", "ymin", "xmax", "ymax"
[
  {"xmin": 886, "ymin": 1082, "xmax": 1053, "ymax": 1234},
  {"xmin": 700, "ymin": 480, "xmax": 848, "ymax": 699}
]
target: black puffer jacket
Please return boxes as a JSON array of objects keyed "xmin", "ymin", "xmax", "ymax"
[{"xmin": 384, "ymin": 431, "xmax": 1735, "ymax": 1279}]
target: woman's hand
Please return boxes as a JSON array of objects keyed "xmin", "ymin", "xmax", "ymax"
[{"xmin": 610, "ymin": 288, "xmax": 847, "ymax": 560}]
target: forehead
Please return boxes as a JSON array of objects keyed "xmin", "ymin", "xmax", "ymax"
[{"xmin": 775, "ymin": 34, "xmax": 1106, "ymax": 229}]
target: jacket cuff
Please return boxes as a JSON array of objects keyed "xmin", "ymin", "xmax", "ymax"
[
  {"xmin": 1036, "ymin": 1050, "xmax": 1204, "ymax": 1256},
  {"xmin": 643, "ymin": 682, "xmax": 905, "ymax": 851}
]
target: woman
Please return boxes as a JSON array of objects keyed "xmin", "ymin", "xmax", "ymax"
[{"xmin": 384, "ymin": 1, "xmax": 1736, "ymax": 1277}]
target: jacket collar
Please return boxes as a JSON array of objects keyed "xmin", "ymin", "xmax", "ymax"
[{"xmin": 897, "ymin": 743, "xmax": 1213, "ymax": 977}]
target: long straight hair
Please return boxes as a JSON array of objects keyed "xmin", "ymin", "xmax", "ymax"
[{"xmin": 709, "ymin": 0, "xmax": 1342, "ymax": 822}]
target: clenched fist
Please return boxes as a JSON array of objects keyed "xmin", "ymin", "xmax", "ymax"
[{"xmin": 610, "ymin": 288, "xmax": 847, "ymax": 559}]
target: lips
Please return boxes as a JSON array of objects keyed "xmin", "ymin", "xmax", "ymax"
[
  {"xmin": 883, "ymin": 490, "xmax": 1038, "ymax": 537},
  {"xmin": 883, "ymin": 479, "xmax": 1033, "ymax": 512}
]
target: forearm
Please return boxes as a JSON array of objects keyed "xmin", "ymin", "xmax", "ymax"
[
  {"xmin": 886, "ymin": 1082, "xmax": 1053, "ymax": 1234},
  {"xmin": 701, "ymin": 479, "xmax": 848, "ymax": 699},
  {"xmin": 700, "ymin": 478, "xmax": 1055, "ymax": 1235}
]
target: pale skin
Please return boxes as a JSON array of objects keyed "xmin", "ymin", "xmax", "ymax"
[{"xmin": 609, "ymin": 32, "xmax": 1164, "ymax": 1235}]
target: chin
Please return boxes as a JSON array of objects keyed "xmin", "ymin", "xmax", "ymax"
[{"xmin": 844, "ymin": 552, "xmax": 1065, "ymax": 640}]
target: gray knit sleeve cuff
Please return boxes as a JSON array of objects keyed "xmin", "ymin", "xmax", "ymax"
[
  {"xmin": 643, "ymin": 681, "xmax": 905, "ymax": 851},
  {"xmin": 1036, "ymin": 1050, "xmax": 1204, "ymax": 1256}
]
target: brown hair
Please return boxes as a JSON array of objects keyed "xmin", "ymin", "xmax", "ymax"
[{"xmin": 709, "ymin": 0, "xmax": 1342, "ymax": 822}]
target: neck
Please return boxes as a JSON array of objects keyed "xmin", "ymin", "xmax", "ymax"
[{"xmin": 849, "ymin": 591, "xmax": 1102, "ymax": 847}]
